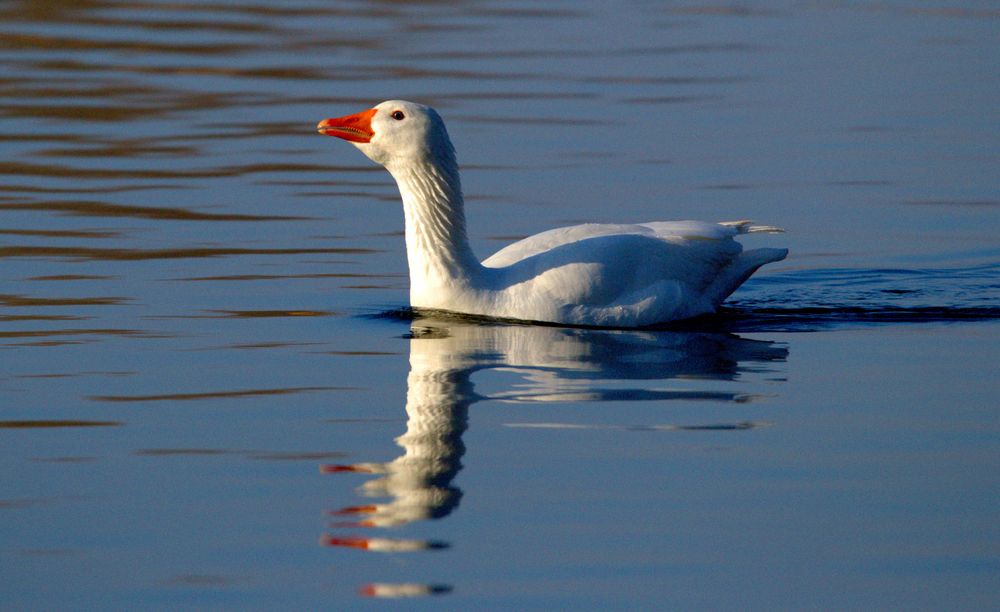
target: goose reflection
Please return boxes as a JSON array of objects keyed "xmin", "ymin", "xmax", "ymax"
[{"xmin": 321, "ymin": 316, "xmax": 786, "ymax": 595}]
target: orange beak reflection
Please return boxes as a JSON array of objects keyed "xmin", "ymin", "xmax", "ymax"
[{"xmin": 317, "ymin": 108, "xmax": 377, "ymax": 143}]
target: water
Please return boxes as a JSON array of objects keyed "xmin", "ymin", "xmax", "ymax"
[{"xmin": 2, "ymin": 1, "xmax": 998, "ymax": 608}]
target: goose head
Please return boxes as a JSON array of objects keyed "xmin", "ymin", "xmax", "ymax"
[{"xmin": 317, "ymin": 100, "xmax": 456, "ymax": 171}]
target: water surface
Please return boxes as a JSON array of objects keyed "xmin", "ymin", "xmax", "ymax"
[{"xmin": 2, "ymin": 1, "xmax": 998, "ymax": 608}]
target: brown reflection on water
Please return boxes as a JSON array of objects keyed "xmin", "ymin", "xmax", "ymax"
[
  {"xmin": 315, "ymin": 350, "xmax": 398, "ymax": 356},
  {"xmin": 26, "ymin": 275, "xmax": 115, "ymax": 281},
  {"xmin": 1, "ymin": 328, "xmax": 142, "ymax": 341},
  {"xmin": 0, "ymin": 161, "xmax": 345, "ymax": 180},
  {"xmin": 0, "ymin": 183, "xmax": 170, "ymax": 195},
  {"xmin": 0, "ymin": 245, "xmax": 373, "ymax": 260},
  {"xmin": 15, "ymin": 371, "xmax": 133, "ymax": 379},
  {"xmin": 90, "ymin": 385, "xmax": 350, "ymax": 403},
  {"xmin": 1, "ymin": 229, "xmax": 120, "ymax": 238},
  {"xmin": 196, "ymin": 309, "xmax": 336, "ymax": 318},
  {"xmin": 0, "ymin": 84, "xmax": 254, "ymax": 123},
  {"xmin": 1, "ymin": 31, "xmax": 253, "ymax": 56},
  {"xmin": 0, "ymin": 200, "xmax": 298, "ymax": 221},
  {"xmin": 0, "ymin": 420, "xmax": 121, "ymax": 428},
  {"xmin": 172, "ymin": 272, "xmax": 397, "ymax": 282},
  {"xmin": 0, "ymin": 293, "xmax": 125, "ymax": 307},
  {"xmin": 0, "ymin": 315, "xmax": 85, "ymax": 322},
  {"xmin": 208, "ymin": 341, "xmax": 322, "ymax": 351}
]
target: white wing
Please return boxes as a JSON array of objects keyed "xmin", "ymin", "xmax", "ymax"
[
  {"xmin": 478, "ymin": 220, "xmax": 786, "ymax": 326},
  {"xmin": 483, "ymin": 220, "xmax": 760, "ymax": 268}
]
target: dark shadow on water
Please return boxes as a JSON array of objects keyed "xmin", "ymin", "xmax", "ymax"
[
  {"xmin": 366, "ymin": 301, "xmax": 1000, "ymax": 334},
  {"xmin": 707, "ymin": 263, "xmax": 1000, "ymax": 332},
  {"xmin": 691, "ymin": 305, "xmax": 1000, "ymax": 333},
  {"xmin": 363, "ymin": 262, "xmax": 1000, "ymax": 333}
]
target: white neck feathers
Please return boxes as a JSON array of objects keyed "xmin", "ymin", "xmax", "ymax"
[{"xmin": 388, "ymin": 156, "xmax": 481, "ymax": 296}]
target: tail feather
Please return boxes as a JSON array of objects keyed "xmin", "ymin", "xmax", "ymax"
[
  {"xmin": 707, "ymin": 247, "xmax": 788, "ymax": 305},
  {"xmin": 720, "ymin": 220, "xmax": 785, "ymax": 234}
]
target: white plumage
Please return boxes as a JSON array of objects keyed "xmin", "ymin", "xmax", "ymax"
[{"xmin": 318, "ymin": 100, "xmax": 786, "ymax": 327}]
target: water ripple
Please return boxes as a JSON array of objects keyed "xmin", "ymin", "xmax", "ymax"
[
  {"xmin": 708, "ymin": 263, "xmax": 1000, "ymax": 331},
  {"xmin": 370, "ymin": 262, "xmax": 1000, "ymax": 332}
]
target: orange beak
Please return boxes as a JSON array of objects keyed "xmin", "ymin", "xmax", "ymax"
[
  {"xmin": 317, "ymin": 108, "xmax": 377, "ymax": 143},
  {"xmin": 320, "ymin": 535, "xmax": 370, "ymax": 550},
  {"xmin": 331, "ymin": 504, "xmax": 379, "ymax": 516}
]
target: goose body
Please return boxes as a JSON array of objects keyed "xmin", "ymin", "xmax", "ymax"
[{"xmin": 318, "ymin": 100, "xmax": 786, "ymax": 327}]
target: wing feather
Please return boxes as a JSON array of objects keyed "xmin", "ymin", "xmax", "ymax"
[{"xmin": 483, "ymin": 221, "xmax": 740, "ymax": 268}]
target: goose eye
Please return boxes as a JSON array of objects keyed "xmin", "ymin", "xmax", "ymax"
[{"xmin": 391, "ymin": 110, "xmax": 405, "ymax": 120}]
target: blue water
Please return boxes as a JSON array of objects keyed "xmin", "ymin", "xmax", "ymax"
[{"xmin": 1, "ymin": 1, "xmax": 999, "ymax": 609}]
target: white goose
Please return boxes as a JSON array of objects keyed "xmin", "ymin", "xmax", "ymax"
[{"xmin": 318, "ymin": 100, "xmax": 786, "ymax": 327}]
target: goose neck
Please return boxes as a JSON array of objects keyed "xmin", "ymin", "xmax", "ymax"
[{"xmin": 389, "ymin": 159, "xmax": 481, "ymax": 287}]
